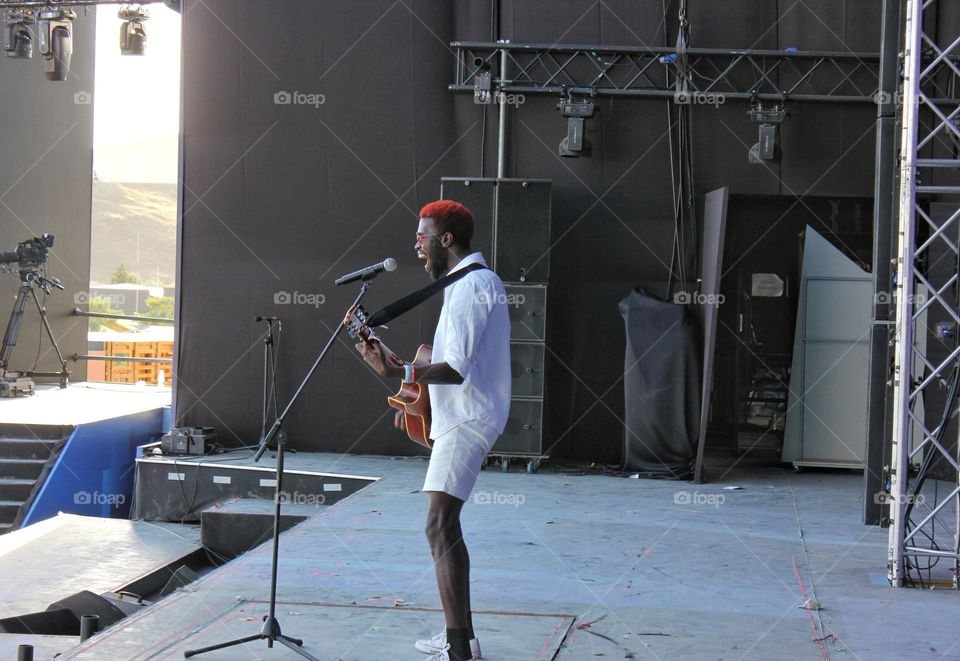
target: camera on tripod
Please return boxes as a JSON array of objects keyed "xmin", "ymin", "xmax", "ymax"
[
  {"xmin": 0, "ymin": 234, "xmax": 54, "ymax": 271},
  {"xmin": 0, "ymin": 232, "xmax": 68, "ymax": 396}
]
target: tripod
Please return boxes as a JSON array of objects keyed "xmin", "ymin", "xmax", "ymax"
[
  {"xmin": 0, "ymin": 269, "xmax": 69, "ymax": 392},
  {"xmin": 184, "ymin": 281, "xmax": 373, "ymax": 660}
]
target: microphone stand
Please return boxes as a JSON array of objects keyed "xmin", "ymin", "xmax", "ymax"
[
  {"xmin": 259, "ymin": 317, "xmax": 280, "ymax": 440},
  {"xmin": 184, "ymin": 281, "xmax": 374, "ymax": 660}
]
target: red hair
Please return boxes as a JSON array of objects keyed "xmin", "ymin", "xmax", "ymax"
[{"xmin": 419, "ymin": 200, "xmax": 474, "ymax": 249}]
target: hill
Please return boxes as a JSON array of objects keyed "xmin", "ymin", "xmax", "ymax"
[{"xmin": 91, "ymin": 182, "xmax": 177, "ymax": 286}]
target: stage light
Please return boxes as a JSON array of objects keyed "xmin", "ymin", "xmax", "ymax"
[
  {"xmin": 748, "ymin": 103, "xmax": 785, "ymax": 165},
  {"xmin": 37, "ymin": 7, "xmax": 76, "ymax": 81},
  {"xmin": 118, "ymin": 5, "xmax": 149, "ymax": 56},
  {"xmin": 4, "ymin": 9, "xmax": 35, "ymax": 60},
  {"xmin": 473, "ymin": 56, "xmax": 492, "ymax": 104},
  {"xmin": 557, "ymin": 91, "xmax": 595, "ymax": 158}
]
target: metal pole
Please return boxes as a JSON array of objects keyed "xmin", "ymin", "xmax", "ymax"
[
  {"xmin": 864, "ymin": 0, "xmax": 903, "ymax": 525},
  {"xmin": 497, "ymin": 40, "xmax": 509, "ymax": 179},
  {"xmin": 888, "ymin": 0, "xmax": 923, "ymax": 587}
]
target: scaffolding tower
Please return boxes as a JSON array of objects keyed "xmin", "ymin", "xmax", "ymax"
[{"xmin": 889, "ymin": 0, "xmax": 960, "ymax": 588}]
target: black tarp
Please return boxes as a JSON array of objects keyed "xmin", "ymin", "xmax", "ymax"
[
  {"xmin": 173, "ymin": 1, "xmax": 885, "ymax": 460},
  {"xmin": 619, "ymin": 289, "xmax": 700, "ymax": 479}
]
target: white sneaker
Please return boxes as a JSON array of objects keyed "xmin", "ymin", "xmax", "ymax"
[
  {"xmin": 415, "ymin": 631, "xmax": 482, "ymax": 659},
  {"xmin": 422, "ymin": 645, "xmax": 450, "ymax": 661}
]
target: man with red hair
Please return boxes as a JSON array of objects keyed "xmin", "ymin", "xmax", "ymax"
[{"xmin": 355, "ymin": 200, "xmax": 511, "ymax": 661}]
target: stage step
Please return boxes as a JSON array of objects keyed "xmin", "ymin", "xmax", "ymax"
[
  {"xmin": 0, "ymin": 438, "xmax": 61, "ymax": 460},
  {"xmin": 0, "ymin": 424, "xmax": 72, "ymax": 533},
  {"xmin": 0, "ymin": 458, "xmax": 47, "ymax": 480},
  {"xmin": 0, "ymin": 501, "xmax": 20, "ymax": 520},
  {"xmin": 133, "ymin": 452, "xmax": 376, "ymax": 522},
  {"xmin": 0, "ymin": 478, "xmax": 36, "ymax": 502},
  {"xmin": 200, "ymin": 499, "xmax": 321, "ymax": 560}
]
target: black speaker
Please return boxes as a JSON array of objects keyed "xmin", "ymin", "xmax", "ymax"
[
  {"xmin": 440, "ymin": 177, "xmax": 495, "ymax": 261},
  {"xmin": 493, "ymin": 399, "xmax": 544, "ymax": 455},
  {"xmin": 506, "ymin": 284, "xmax": 547, "ymax": 341},
  {"xmin": 440, "ymin": 178, "xmax": 551, "ymax": 282},
  {"xmin": 494, "ymin": 179, "xmax": 551, "ymax": 282},
  {"xmin": 510, "ymin": 342, "xmax": 545, "ymax": 397},
  {"xmin": 440, "ymin": 177, "xmax": 553, "ymax": 464}
]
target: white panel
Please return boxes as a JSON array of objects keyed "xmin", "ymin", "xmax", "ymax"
[{"xmin": 783, "ymin": 227, "xmax": 871, "ymax": 465}]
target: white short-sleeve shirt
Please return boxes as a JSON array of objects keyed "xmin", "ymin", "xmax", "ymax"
[{"xmin": 428, "ymin": 252, "xmax": 511, "ymax": 439}]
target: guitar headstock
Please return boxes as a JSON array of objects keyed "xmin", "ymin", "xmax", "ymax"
[{"xmin": 344, "ymin": 305, "xmax": 375, "ymax": 341}]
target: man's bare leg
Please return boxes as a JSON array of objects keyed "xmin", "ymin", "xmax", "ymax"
[{"xmin": 425, "ymin": 491, "xmax": 472, "ymax": 659}]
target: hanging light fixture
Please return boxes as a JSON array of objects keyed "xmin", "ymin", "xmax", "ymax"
[
  {"xmin": 37, "ymin": 6, "xmax": 76, "ymax": 81},
  {"xmin": 4, "ymin": 8, "xmax": 36, "ymax": 60},
  {"xmin": 118, "ymin": 4, "xmax": 149, "ymax": 56}
]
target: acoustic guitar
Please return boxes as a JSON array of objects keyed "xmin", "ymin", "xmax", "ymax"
[{"xmin": 345, "ymin": 305, "xmax": 434, "ymax": 449}]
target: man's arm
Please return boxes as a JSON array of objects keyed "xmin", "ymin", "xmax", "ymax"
[
  {"xmin": 355, "ymin": 278, "xmax": 492, "ymax": 386},
  {"xmin": 411, "ymin": 361, "xmax": 463, "ymax": 385},
  {"xmin": 355, "ymin": 341, "xmax": 463, "ymax": 385}
]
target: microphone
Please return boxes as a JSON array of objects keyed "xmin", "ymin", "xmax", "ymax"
[{"xmin": 334, "ymin": 257, "xmax": 397, "ymax": 286}]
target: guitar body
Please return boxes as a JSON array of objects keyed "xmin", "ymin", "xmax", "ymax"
[
  {"xmin": 387, "ymin": 344, "xmax": 433, "ymax": 449},
  {"xmin": 344, "ymin": 306, "xmax": 434, "ymax": 449}
]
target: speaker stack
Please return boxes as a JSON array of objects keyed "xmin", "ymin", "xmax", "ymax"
[{"xmin": 441, "ymin": 177, "xmax": 552, "ymax": 470}]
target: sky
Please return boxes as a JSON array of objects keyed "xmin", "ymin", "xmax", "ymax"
[{"xmin": 92, "ymin": 3, "xmax": 181, "ymax": 184}]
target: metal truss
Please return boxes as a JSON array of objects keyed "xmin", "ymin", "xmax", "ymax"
[
  {"xmin": 451, "ymin": 40, "xmax": 885, "ymax": 105},
  {"xmin": 0, "ymin": 1, "xmax": 170, "ymax": 7},
  {"xmin": 889, "ymin": 0, "xmax": 960, "ymax": 588}
]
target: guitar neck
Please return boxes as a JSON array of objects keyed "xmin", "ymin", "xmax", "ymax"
[{"xmin": 357, "ymin": 326, "xmax": 379, "ymax": 348}]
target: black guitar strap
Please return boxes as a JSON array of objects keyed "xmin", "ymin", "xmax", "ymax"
[{"xmin": 366, "ymin": 262, "xmax": 488, "ymax": 328}]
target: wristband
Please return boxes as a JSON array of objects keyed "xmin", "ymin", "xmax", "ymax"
[{"xmin": 404, "ymin": 364, "xmax": 413, "ymax": 383}]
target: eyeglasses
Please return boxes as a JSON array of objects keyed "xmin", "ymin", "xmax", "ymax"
[{"xmin": 415, "ymin": 232, "xmax": 442, "ymax": 245}]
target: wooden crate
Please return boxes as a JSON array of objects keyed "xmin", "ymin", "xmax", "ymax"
[{"xmin": 104, "ymin": 340, "xmax": 174, "ymax": 385}]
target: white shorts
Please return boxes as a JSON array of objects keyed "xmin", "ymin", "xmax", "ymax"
[{"xmin": 422, "ymin": 421, "xmax": 499, "ymax": 502}]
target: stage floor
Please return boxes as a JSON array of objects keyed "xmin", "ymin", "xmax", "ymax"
[
  {"xmin": 0, "ymin": 382, "xmax": 170, "ymax": 425},
  {"xmin": 9, "ymin": 453, "xmax": 959, "ymax": 660}
]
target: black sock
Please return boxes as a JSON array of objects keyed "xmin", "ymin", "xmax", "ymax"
[{"xmin": 446, "ymin": 627, "xmax": 470, "ymax": 661}]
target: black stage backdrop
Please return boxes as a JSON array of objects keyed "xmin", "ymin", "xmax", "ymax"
[
  {"xmin": 176, "ymin": 1, "xmax": 882, "ymax": 462},
  {"xmin": 0, "ymin": 10, "xmax": 94, "ymax": 383}
]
